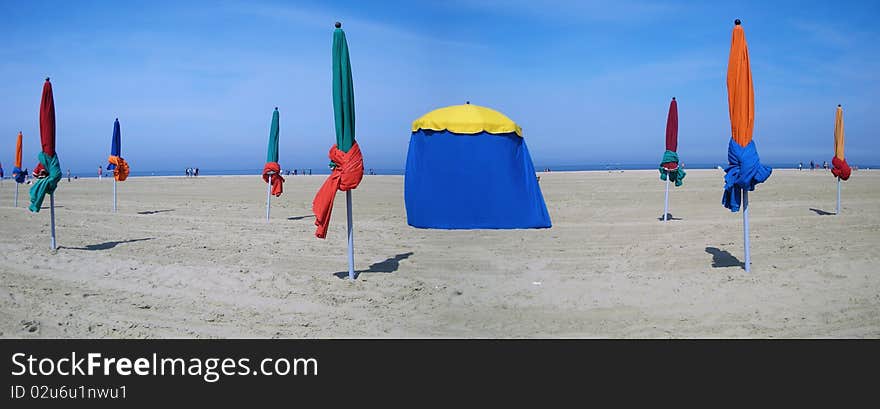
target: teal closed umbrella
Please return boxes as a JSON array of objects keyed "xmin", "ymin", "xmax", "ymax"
[
  {"xmin": 262, "ymin": 107, "xmax": 284, "ymax": 221},
  {"xmin": 313, "ymin": 22, "xmax": 365, "ymax": 280},
  {"xmin": 332, "ymin": 24, "xmax": 355, "ymax": 153}
]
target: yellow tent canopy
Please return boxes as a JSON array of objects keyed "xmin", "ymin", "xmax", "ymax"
[{"xmin": 411, "ymin": 103, "xmax": 523, "ymax": 137}]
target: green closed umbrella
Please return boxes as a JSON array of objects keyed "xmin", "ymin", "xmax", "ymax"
[
  {"xmin": 335, "ymin": 22, "xmax": 356, "ymax": 280},
  {"xmin": 262, "ymin": 107, "xmax": 284, "ymax": 221},
  {"xmin": 267, "ymin": 108, "xmax": 280, "ymax": 162},
  {"xmin": 312, "ymin": 22, "xmax": 365, "ymax": 280},
  {"xmin": 333, "ymin": 24, "xmax": 355, "ymax": 153}
]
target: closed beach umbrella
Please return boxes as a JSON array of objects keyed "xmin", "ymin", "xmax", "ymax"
[
  {"xmin": 262, "ymin": 107, "xmax": 284, "ymax": 221},
  {"xmin": 29, "ymin": 78, "xmax": 62, "ymax": 250},
  {"xmin": 12, "ymin": 132, "xmax": 27, "ymax": 206},
  {"xmin": 312, "ymin": 22, "xmax": 365, "ymax": 280},
  {"xmin": 107, "ymin": 118, "xmax": 130, "ymax": 212},
  {"xmin": 722, "ymin": 20, "xmax": 772, "ymax": 272},
  {"xmin": 659, "ymin": 97, "xmax": 685, "ymax": 221},
  {"xmin": 831, "ymin": 105, "xmax": 851, "ymax": 214},
  {"xmin": 13, "ymin": 132, "xmax": 25, "ymax": 184}
]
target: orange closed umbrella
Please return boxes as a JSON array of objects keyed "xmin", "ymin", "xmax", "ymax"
[
  {"xmin": 727, "ymin": 22, "xmax": 754, "ymax": 149},
  {"xmin": 831, "ymin": 104, "xmax": 851, "ymax": 214},
  {"xmin": 721, "ymin": 19, "xmax": 772, "ymax": 272},
  {"xmin": 12, "ymin": 132, "xmax": 26, "ymax": 206}
]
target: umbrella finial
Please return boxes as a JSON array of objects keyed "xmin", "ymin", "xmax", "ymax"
[
  {"xmin": 45, "ymin": 77, "xmax": 50, "ymax": 81},
  {"xmin": 734, "ymin": 19, "xmax": 741, "ymax": 25},
  {"xmin": 466, "ymin": 101, "xmax": 470, "ymax": 104},
  {"xmin": 335, "ymin": 21, "xmax": 342, "ymax": 28},
  {"xmin": 672, "ymin": 97, "xmax": 676, "ymax": 100},
  {"xmin": 275, "ymin": 106, "xmax": 278, "ymax": 110},
  {"xmin": 838, "ymin": 104, "xmax": 842, "ymax": 107}
]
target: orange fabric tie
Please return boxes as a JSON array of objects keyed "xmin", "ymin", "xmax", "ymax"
[
  {"xmin": 262, "ymin": 162, "xmax": 285, "ymax": 196},
  {"xmin": 108, "ymin": 155, "xmax": 130, "ymax": 181},
  {"xmin": 312, "ymin": 142, "xmax": 364, "ymax": 239}
]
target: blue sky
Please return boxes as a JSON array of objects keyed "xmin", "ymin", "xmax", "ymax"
[{"xmin": 1, "ymin": 0, "xmax": 878, "ymax": 173}]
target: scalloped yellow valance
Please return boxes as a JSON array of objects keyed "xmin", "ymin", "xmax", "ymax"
[{"xmin": 412, "ymin": 104, "xmax": 522, "ymax": 137}]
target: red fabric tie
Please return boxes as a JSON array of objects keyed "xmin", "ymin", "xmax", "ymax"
[
  {"xmin": 262, "ymin": 162, "xmax": 285, "ymax": 196},
  {"xmin": 32, "ymin": 163, "xmax": 47, "ymax": 178},
  {"xmin": 312, "ymin": 142, "xmax": 364, "ymax": 239},
  {"xmin": 831, "ymin": 156, "xmax": 851, "ymax": 181}
]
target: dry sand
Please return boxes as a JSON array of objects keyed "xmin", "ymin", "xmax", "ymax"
[{"xmin": 1, "ymin": 169, "xmax": 878, "ymax": 338}]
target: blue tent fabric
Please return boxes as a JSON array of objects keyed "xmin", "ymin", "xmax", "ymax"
[
  {"xmin": 722, "ymin": 138, "xmax": 772, "ymax": 212},
  {"xmin": 107, "ymin": 119, "xmax": 120, "ymax": 170},
  {"xmin": 405, "ymin": 129, "xmax": 551, "ymax": 229}
]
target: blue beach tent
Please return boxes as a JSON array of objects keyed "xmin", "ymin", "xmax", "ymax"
[{"xmin": 405, "ymin": 103, "xmax": 551, "ymax": 229}]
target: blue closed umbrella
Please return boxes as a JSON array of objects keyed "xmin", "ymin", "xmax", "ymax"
[{"xmin": 107, "ymin": 119, "xmax": 120, "ymax": 171}]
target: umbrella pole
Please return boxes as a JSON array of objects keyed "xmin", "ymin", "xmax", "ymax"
[
  {"xmin": 113, "ymin": 178, "xmax": 117, "ymax": 213},
  {"xmin": 663, "ymin": 177, "xmax": 670, "ymax": 221},
  {"xmin": 266, "ymin": 175, "xmax": 272, "ymax": 222},
  {"xmin": 346, "ymin": 190, "xmax": 355, "ymax": 280},
  {"xmin": 743, "ymin": 189, "xmax": 750, "ymax": 272},
  {"xmin": 836, "ymin": 177, "xmax": 841, "ymax": 215},
  {"xmin": 14, "ymin": 183, "xmax": 18, "ymax": 207},
  {"xmin": 50, "ymin": 193, "xmax": 57, "ymax": 250}
]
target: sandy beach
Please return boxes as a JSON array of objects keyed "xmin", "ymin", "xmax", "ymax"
[{"xmin": 0, "ymin": 169, "xmax": 878, "ymax": 338}]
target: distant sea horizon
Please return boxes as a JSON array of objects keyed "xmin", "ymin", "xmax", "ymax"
[{"xmin": 12, "ymin": 162, "xmax": 872, "ymax": 179}]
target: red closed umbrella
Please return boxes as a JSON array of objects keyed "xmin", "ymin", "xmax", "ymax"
[{"xmin": 29, "ymin": 78, "xmax": 62, "ymax": 250}]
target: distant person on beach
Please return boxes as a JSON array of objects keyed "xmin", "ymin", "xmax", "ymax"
[
  {"xmin": 823, "ymin": 160, "xmax": 828, "ymax": 170},
  {"xmin": 195, "ymin": 168, "xmax": 199, "ymax": 177},
  {"xmin": 798, "ymin": 162, "xmax": 803, "ymax": 171},
  {"xmin": 67, "ymin": 168, "xmax": 71, "ymax": 182},
  {"xmin": 810, "ymin": 160, "xmax": 815, "ymax": 170},
  {"xmin": 98, "ymin": 165, "xmax": 103, "ymax": 179}
]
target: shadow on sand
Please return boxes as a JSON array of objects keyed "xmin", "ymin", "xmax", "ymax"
[
  {"xmin": 64, "ymin": 238, "xmax": 154, "ymax": 251},
  {"xmin": 705, "ymin": 247, "xmax": 745, "ymax": 268},
  {"xmin": 809, "ymin": 208, "xmax": 835, "ymax": 216},
  {"xmin": 658, "ymin": 213, "xmax": 683, "ymax": 221},
  {"xmin": 137, "ymin": 209, "xmax": 174, "ymax": 215},
  {"xmin": 334, "ymin": 252, "xmax": 414, "ymax": 280},
  {"xmin": 288, "ymin": 215, "xmax": 315, "ymax": 221}
]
